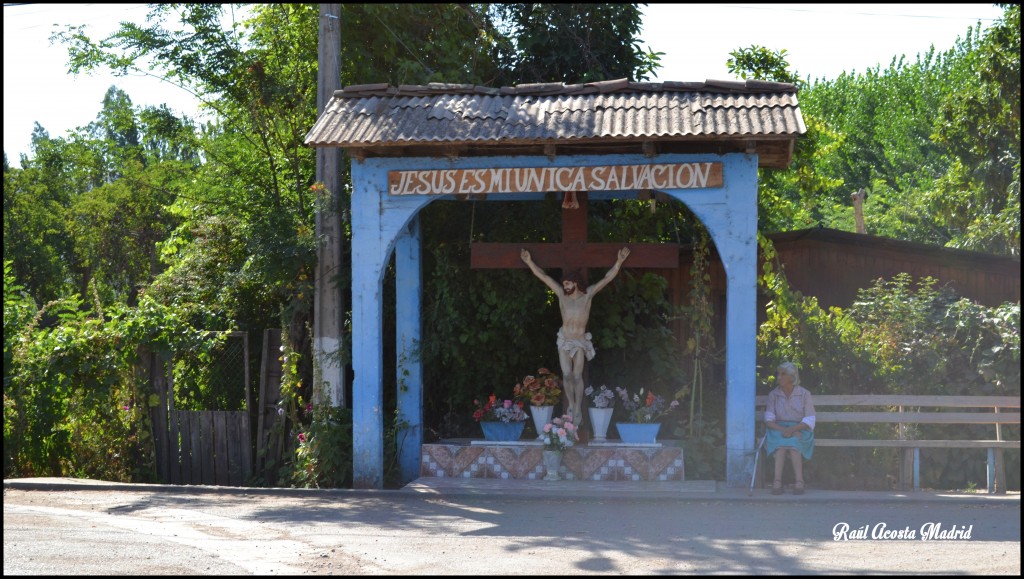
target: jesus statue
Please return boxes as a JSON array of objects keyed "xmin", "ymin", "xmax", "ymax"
[{"xmin": 520, "ymin": 246, "xmax": 631, "ymax": 427}]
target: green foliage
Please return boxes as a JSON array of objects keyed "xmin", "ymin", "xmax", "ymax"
[
  {"xmin": 4, "ymin": 88, "xmax": 196, "ymax": 307},
  {"xmin": 932, "ymin": 4, "xmax": 1020, "ymax": 254},
  {"xmin": 7, "ymin": 2, "xmax": 1018, "ymax": 492},
  {"xmin": 676, "ymin": 417, "xmax": 726, "ymax": 481},
  {"xmin": 791, "ymin": 5, "xmax": 1020, "ymax": 255},
  {"xmin": 756, "ymin": 235, "xmax": 874, "ymax": 393},
  {"xmin": 727, "ymin": 45, "xmax": 801, "ymax": 85},
  {"xmin": 679, "ymin": 229, "xmax": 718, "ymax": 436},
  {"xmin": 756, "ymin": 235, "xmax": 1020, "ymax": 489},
  {"xmin": 420, "ymin": 233, "xmax": 550, "ymax": 438},
  {"xmin": 3, "ymin": 261, "xmax": 38, "ymax": 474},
  {"xmin": 291, "ymin": 405, "xmax": 354, "ymax": 489},
  {"xmin": 588, "ymin": 271, "xmax": 686, "ymax": 402},
  {"xmin": 3, "ymin": 271, "xmax": 222, "ymax": 480},
  {"xmin": 342, "ymin": 4, "xmax": 498, "ymax": 85},
  {"xmin": 490, "ymin": 3, "xmax": 661, "ymax": 84},
  {"xmin": 849, "ymin": 273, "xmax": 1020, "ymax": 396},
  {"xmin": 726, "ymin": 44, "xmax": 843, "ymax": 232}
]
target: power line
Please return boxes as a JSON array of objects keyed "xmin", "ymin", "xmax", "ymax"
[{"xmin": 716, "ymin": 3, "xmax": 1000, "ymax": 22}]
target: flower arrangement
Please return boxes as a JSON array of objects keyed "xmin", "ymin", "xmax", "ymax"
[
  {"xmin": 614, "ymin": 387, "xmax": 679, "ymax": 423},
  {"xmin": 541, "ymin": 414, "xmax": 579, "ymax": 451},
  {"xmin": 513, "ymin": 368, "xmax": 563, "ymax": 407},
  {"xmin": 472, "ymin": 394, "xmax": 529, "ymax": 423},
  {"xmin": 584, "ymin": 384, "xmax": 616, "ymax": 408}
]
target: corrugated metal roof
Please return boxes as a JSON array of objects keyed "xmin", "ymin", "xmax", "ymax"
[{"xmin": 305, "ymin": 78, "xmax": 806, "ymax": 167}]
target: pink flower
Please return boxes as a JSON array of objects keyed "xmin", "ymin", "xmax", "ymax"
[
  {"xmin": 122, "ymin": 405, "xmax": 130, "ymax": 411},
  {"xmin": 543, "ymin": 424, "xmax": 553, "ymax": 433},
  {"xmin": 557, "ymin": 428, "xmax": 567, "ymax": 437},
  {"xmin": 297, "ymin": 432, "xmax": 306, "ymax": 443}
]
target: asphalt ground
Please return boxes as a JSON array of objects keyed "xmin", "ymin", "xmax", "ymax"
[{"xmin": 4, "ymin": 477, "xmax": 1020, "ymax": 575}]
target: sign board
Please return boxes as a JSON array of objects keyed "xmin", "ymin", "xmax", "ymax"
[{"xmin": 388, "ymin": 162, "xmax": 722, "ymax": 196}]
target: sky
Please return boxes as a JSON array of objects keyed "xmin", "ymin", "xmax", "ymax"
[{"xmin": 3, "ymin": 3, "xmax": 1005, "ymax": 168}]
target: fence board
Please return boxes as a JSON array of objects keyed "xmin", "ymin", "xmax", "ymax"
[
  {"xmin": 188, "ymin": 411, "xmax": 203, "ymax": 483},
  {"xmin": 214, "ymin": 411, "xmax": 229, "ymax": 486},
  {"xmin": 227, "ymin": 411, "xmax": 244, "ymax": 485},
  {"xmin": 176, "ymin": 411, "xmax": 190, "ymax": 483},
  {"xmin": 199, "ymin": 413, "xmax": 214, "ymax": 485},
  {"xmin": 238, "ymin": 411, "xmax": 252, "ymax": 485},
  {"xmin": 257, "ymin": 329, "xmax": 284, "ymax": 483},
  {"xmin": 169, "ymin": 410, "xmax": 182, "ymax": 485},
  {"xmin": 150, "ymin": 356, "xmax": 170, "ymax": 483}
]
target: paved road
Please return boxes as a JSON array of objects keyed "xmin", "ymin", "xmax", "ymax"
[{"xmin": 4, "ymin": 478, "xmax": 1020, "ymax": 575}]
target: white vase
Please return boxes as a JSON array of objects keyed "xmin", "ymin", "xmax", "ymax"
[
  {"xmin": 531, "ymin": 405, "xmax": 554, "ymax": 439},
  {"xmin": 542, "ymin": 450, "xmax": 562, "ymax": 480},
  {"xmin": 589, "ymin": 407, "xmax": 614, "ymax": 441}
]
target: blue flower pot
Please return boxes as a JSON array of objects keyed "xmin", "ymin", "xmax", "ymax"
[
  {"xmin": 480, "ymin": 421, "xmax": 526, "ymax": 442},
  {"xmin": 616, "ymin": 422, "xmax": 661, "ymax": 444}
]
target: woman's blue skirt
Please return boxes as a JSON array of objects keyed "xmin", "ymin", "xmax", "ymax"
[{"xmin": 765, "ymin": 420, "xmax": 814, "ymax": 460}]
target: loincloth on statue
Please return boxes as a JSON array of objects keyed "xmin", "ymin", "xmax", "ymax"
[{"xmin": 557, "ymin": 329, "xmax": 596, "ymax": 361}]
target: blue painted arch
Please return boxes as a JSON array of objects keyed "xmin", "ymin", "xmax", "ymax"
[{"xmin": 350, "ymin": 152, "xmax": 759, "ymax": 488}]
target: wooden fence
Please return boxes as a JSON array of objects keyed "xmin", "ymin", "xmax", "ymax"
[{"xmin": 147, "ymin": 331, "xmax": 254, "ymax": 486}]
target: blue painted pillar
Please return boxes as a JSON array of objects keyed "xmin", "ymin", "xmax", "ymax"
[
  {"xmin": 676, "ymin": 153, "xmax": 759, "ymax": 487},
  {"xmin": 350, "ymin": 159, "xmax": 429, "ymax": 488},
  {"xmin": 350, "ymin": 162, "xmax": 387, "ymax": 489},
  {"xmin": 395, "ymin": 217, "xmax": 423, "ymax": 484},
  {"xmin": 721, "ymin": 209, "xmax": 758, "ymax": 487}
]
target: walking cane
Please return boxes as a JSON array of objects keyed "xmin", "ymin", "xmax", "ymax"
[{"xmin": 749, "ymin": 433, "xmax": 767, "ymax": 496}]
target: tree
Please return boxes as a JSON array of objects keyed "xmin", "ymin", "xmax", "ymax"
[
  {"xmin": 932, "ymin": 4, "xmax": 1020, "ymax": 254},
  {"xmin": 788, "ymin": 4, "xmax": 1019, "ymax": 256},
  {"xmin": 727, "ymin": 45, "xmax": 800, "ymax": 85},
  {"xmin": 727, "ymin": 44, "xmax": 840, "ymax": 232},
  {"xmin": 489, "ymin": 3, "xmax": 661, "ymax": 84}
]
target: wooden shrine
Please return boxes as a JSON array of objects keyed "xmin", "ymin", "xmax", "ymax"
[{"xmin": 305, "ymin": 79, "xmax": 805, "ymax": 489}]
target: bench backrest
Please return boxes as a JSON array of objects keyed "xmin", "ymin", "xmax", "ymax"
[{"xmin": 754, "ymin": 395, "xmax": 1021, "ymax": 426}]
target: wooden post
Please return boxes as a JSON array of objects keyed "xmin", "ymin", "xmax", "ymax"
[
  {"xmin": 313, "ymin": 3, "xmax": 346, "ymax": 407},
  {"xmin": 993, "ymin": 406, "xmax": 1006, "ymax": 494}
]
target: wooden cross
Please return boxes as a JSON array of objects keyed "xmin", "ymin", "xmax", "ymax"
[{"xmin": 470, "ymin": 192, "xmax": 680, "ymax": 281}]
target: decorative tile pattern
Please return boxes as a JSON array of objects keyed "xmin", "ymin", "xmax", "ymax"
[
  {"xmin": 491, "ymin": 447, "xmax": 543, "ymax": 479},
  {"xmin": 421, "ymin": 441, "xmax": 684, "ymax": 481},
  {"xmin": 420, "ymin": 445, "xmax": 485, "ymax": 478},
  {"xmin": 563, "ymin": 448, "xmax": 617, "ymax": 480}
]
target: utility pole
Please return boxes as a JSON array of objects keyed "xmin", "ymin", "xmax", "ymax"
[{"xmin": 313, "ymin": 4, "xmax": 346, "ymax": 407}]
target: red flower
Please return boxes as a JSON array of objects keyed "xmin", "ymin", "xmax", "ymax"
[
  {"xmin": 646, "ymin": 391, "xmax": 656, "ymax": 407},
  {"xmin": 513, "ymin": 369, "xmax": 562, "ymax": 406}
]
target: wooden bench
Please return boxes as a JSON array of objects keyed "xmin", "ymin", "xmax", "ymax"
[{"xmin": 754, "ymin": 395, "xmax": 1020, "ymax": 494}]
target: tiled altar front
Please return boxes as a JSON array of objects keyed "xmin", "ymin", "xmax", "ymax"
[{"xmin": 421, "ymin": 440, "xmax": 685, "ymax": 481}]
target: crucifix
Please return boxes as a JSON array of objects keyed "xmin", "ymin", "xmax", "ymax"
[
  {"xmin": 470, "ymin": 191, "xmax": 680, "ymax": 427},
  {"xmin": 470, "ymin": 191, "xmax": 679, "ymax": 275}
]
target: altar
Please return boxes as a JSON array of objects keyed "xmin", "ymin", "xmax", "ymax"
[{"xmin": 421, "ymin": 440, "xmax": 685, "ymax": 481}]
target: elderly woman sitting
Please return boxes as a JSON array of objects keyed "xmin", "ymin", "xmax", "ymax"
[{"xmin": 764, "ymin": 362, "xmax": 816, "ymax": 495}]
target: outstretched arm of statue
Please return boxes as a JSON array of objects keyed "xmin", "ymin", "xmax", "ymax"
[
  {"xmin": 521, "ymin": 249, "xmax": 562, "ymax": 294},
  {"xmin": 588, "ymin": 247, "xmax": 630, "ymax": 295}
]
